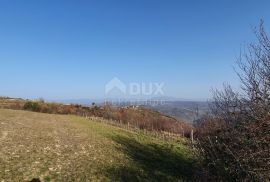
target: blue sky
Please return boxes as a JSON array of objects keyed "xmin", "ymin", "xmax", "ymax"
[{"xmin": 0, "ymin": 0, "xmax": 270, "ymax": 100}]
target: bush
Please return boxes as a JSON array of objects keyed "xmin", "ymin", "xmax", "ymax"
[
  {"xmin": 23, "ymin": 101, "xmax": 41, "ymax": 112},
  {"xmin": 196, "ymin": 21, "xmax": 270, "ymax": 181}
]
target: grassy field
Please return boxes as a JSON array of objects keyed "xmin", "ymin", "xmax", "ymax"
[{"xmin": 0, "ymin": 109, "xmax": 196, "ymax": 182}]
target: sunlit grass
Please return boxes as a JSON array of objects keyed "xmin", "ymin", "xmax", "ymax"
[{"xmin": 0, "ymin": 109, "xmax": 196, "ymax": 181}]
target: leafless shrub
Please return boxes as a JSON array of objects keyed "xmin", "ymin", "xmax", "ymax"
[{"xmin": 196, "ymin": 21, "xmax": 270, "ymax": 181}]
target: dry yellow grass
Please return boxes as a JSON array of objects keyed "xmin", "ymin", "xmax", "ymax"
[{"xmin": 0, "ymin": 109, "xmax": 195, "ymax": 182}]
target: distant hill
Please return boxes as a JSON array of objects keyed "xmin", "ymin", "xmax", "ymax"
[
  {"xmin": 32, "ymin": 97, "xmax": 209, "ymax": 123},
  {"xmin": 0, "ymin": 97, "xmax": 193, "ymax": 135},
  {"xmin": 145, "ymin": 101, "xmax": 210, "ymax": 123}
]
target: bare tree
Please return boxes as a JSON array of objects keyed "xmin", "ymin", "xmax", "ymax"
[{"xmin": 196, "ymin": 21, "xmax": 270, "ymax": 181}]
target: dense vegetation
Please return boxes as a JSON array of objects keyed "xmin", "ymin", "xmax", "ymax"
[{"xmin": 195, "ymin": 22, "xmax": 270, "ymax": 181}]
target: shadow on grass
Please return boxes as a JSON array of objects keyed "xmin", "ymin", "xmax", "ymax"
[{"xmin": 106, "ymin": 134, "xmax": 195, "ymax": 182}]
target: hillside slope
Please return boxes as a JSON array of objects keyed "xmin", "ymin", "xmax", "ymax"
[
  {"xmin": 0, "ymin": 97, "xmax": 193, "ymax": 136},
  {"xmin": 0, "ymin": 109, "xmax": 196, "ymax": 182}
]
